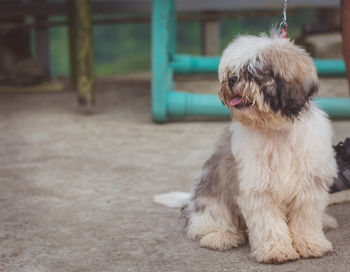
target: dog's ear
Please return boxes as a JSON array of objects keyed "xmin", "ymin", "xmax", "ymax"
[
  {"xmin": 254, "ymin": 67, "xmax": 318, "ymax": 118},
  {"xmin": 218, "ymin": 78, "xmax": 231, "ymax": 107}
]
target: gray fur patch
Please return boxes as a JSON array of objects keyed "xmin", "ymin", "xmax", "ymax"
[
  {"xmin": 254, "ymin": 66, "xmax": 318, "ymax": 118},
  {"xmin": 184, "ymin": 127, "xmax": 246, "ymax": 231}
]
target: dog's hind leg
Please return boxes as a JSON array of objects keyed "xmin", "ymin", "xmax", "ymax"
[
  {"xmin": 185, "ymin": 197, "xmax": 246, "ymax": 251},
  {"xmin": 184, "ymin": 127, "xmax": 246, "ymax": 251}
]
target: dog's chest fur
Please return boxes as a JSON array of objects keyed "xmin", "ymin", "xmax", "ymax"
[{"xmin": 230, "ymin": 105, "xmax": 336, "ymax": 203}]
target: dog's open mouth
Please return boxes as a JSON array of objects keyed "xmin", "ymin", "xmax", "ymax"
[{"xmin": 229, "ymin": 95, "xmax": 252, "ymax": 109}]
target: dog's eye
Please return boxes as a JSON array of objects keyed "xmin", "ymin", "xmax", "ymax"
[{"xmin": 228, "ymin": 76, "xmax": 238, "ymax": 89}]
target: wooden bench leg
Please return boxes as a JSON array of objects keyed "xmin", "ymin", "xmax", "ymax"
[
  {"xmin": 200, "ymin": 12, "xmax": 219, "ymax": 56},
  {"xmin": 342, "ymin": 0, "xmax": 350, "ymax": 94},
  {"xmin": 67, "ymin": 0, "xmax": 94, "ymax": 107},
  {"xmin": 34, "ymin": 0, "xmax": 50, "ymax": 79}
]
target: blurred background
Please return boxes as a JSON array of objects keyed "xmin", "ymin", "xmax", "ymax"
[
  {"xmin": 46, "ymin": 8, "xmax": 321, "ymax": 76},
  {"xmin": 0, "ymin": 0, "xmax": 342, "ymax": 81}
]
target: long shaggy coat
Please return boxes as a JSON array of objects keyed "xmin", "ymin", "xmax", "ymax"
[{"xmin": 183, "ymin": 34, "xmax": 337, "ymax": 264}]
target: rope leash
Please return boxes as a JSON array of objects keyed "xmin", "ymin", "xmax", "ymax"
[{"xmin": 278, "ymin": 0, "xmax": 288, "ymax": 38}]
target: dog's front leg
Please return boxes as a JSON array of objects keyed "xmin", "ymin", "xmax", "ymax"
[
  {"xmin": 237, "ymin": 192, "xmax": 299, "ymax": 264},
  {"xmin": 288, "ymin": 188, "xmax": 333, "ymax": 258}
]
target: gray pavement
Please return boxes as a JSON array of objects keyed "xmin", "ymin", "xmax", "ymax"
[{"xmin": 0, "ymin": 76, "xmax": 349, "ymax": 272}]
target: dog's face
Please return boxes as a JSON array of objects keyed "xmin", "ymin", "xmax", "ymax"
[{"xmin": 218, "ymin": 35, "xmax": 318, "ymax": 130}]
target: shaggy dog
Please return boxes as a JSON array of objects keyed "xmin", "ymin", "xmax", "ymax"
[{"xmin": 183, "ymin": 34, "xmax": 338, "ymax": 264}]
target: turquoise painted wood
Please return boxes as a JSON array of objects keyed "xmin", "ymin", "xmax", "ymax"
[
  {"xmin": 151, "ymin": 0, "xmax": 175, "ymax": 122},
  {"xmin": 314, "ymin": 97, "xmax": 350, "ymax": 118},
  {"xmin": 314, "ymin": 59, "xmax": 347, "ymax": 76},
  {"xmin": 167, "ymin": 91, "xmax": 350, "ymax": 119},
  {"xmin": 167, "ymin": 91, "xmax": 229, "ymax": 116},
  {"xmin": 172, "ymin": 55, "xmax": 347, "ymax": 76},
  {"xmin": 152, "ymin": 0, "xmax": 350, "ymax": 122},
  {"xmin": 171, "ymin": 55, "xmax": 220, "ymax": 74}
]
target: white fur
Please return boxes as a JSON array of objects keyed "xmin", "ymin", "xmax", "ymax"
[
  {"xmin": 230, "ymin": 103, "xmax": 337, "ymax": 261},
  {"xmin": 218, "ymin": 35, "xmax": 306, "ymax": 83},
  {"xmin": 231, "ymin": 103, "xmax": 336, "ymax": 197},
  {"xmin": 181, "ymin": 104, "xmax": 337, "ymax": 261},
  {"xmin": 153, "ymin": 192, "xmax": 190, "ymax": 208}
]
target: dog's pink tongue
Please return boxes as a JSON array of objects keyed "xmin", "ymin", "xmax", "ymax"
[{"xmin": 229, "ymin": 97, "xmax": 243, "ymax": 106}]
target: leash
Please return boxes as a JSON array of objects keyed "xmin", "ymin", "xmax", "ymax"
[{"xmin": 278, "ymin": 0, "xmax": 288, "ymax": 38}]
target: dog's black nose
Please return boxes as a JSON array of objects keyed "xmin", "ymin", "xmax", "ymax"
[{"xmin": 228, "ymin": 76, "xmax": 238, "ymax": 90}]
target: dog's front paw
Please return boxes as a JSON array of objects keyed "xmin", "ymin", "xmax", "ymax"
[
  {"xmin": 253, "ymin": 240, "xmax": 300, "ymax": 264},
  {"xmin": 199, "ymin": 230, "xmax": 245, "ymax": 251},
  {"xmin": 293, "ymin": 235, "xmax": 333, "ymax": 258}
]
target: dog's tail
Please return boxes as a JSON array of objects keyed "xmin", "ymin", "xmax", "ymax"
[
  {"xmin": 153, "ymin": 192, "xmax": 191, "ymax": 208},
  {"xmin": 153, "ymin": 190, "xmax": 350, "ymax": 208},
  {"xmin": 329, "ymin": 190, "xmax": 350, "ymax": 205}
]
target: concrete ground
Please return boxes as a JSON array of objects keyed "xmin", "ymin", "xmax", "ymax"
[{"xmin": 0, "ymin": 75, "xmax": 349, "ymax": 272}]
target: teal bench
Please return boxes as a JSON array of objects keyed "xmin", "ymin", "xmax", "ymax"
[{"xmin": 152, "ymin": 0, "xmax": 350, "ymax": 122}]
